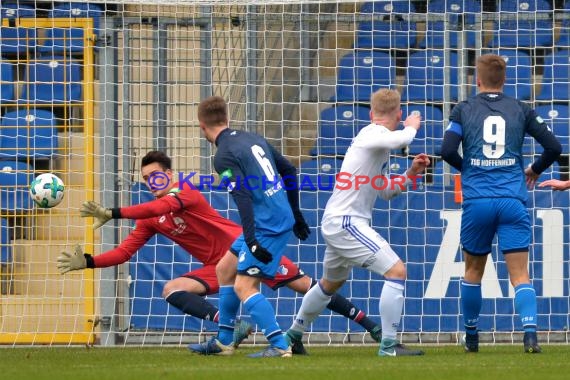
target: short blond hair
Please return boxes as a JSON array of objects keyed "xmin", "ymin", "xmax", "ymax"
[
  {"xmin": 477, "ymin": 54, "xmax": 506, "ymax": 89},
  {"xmin": 371, "ymin": 88, "xmax": 401, "ymax": 116}
]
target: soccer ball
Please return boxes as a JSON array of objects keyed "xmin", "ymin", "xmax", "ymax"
[{"xmin": 29, "ymin": 173, "xmax": 65, "ymax": 208}]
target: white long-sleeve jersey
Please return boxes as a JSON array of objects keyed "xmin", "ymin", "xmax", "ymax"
[{"xmin": 322, "ymin": 123, "xmax": 417, "ymax": 221}]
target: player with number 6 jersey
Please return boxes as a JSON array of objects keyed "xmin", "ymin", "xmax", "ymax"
[
  {"xmin": 441, "ymin": 53, "xmax": 562, "ymax": 354},
  {"xmin": 194, "ymin": 96, "xmax": 310, "ymax": 358}
]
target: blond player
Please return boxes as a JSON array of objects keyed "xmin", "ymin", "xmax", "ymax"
[{"xmin": 285, "ymin": 88, "xmax": 429, "ymax": 356}]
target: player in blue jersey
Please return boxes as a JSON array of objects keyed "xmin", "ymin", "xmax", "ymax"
[
  {"xmin": 190, "ymin": 95, "xmax": 310, "ymax": 358},
  {"xmin": 441, "ymin": 54, "xmax": 562, "ymax": 354}
]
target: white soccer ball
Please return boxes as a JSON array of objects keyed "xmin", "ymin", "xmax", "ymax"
[{"xmin": 29, "ymin": 173, "xmax": 65, "ymax": 208}]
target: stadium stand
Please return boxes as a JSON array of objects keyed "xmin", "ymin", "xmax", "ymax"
[
  {"xmin": 0, "ymin": 160, "xmax": 33, "ymax": 212},
  {"xmin": 0, "ymin": 3, "xmax": 36, "ymax": 54},
  {"xmin": 556, "ymin": 0, "xmax": 570, "ymax": 46},
  {"xmin": 535, "ymin": 103, "xmax": 570, "ymax": 153},
  {"xmin": 0, "ymin": 109, "xmax": 59, "ymax": 161},
  {"xmin": 402, "ymin": 49, "xmax": 459, "ymax": 102},
  {"xmin": 489, "ymin": 0, "xmax": 553, "ymax": 48},
  {"xmin": 0, "ymin": 62, "xmax": 14, "ymax": 102},
  {"xmin": 400, "ymin": 103, "xmax": 444, "ymax": 155},
  {"xmin": 535, "ymin": 48, "xmax": 570, "ymax": 101},
  {"xmin": 310, "ymin": 105, "xmax": 370, "ymax": 156},
  {"xmin": 335, "ymin": 50, "xmax": 396, "ymax": 102},
  {"xmin": 298, "ymin": 156, "xmax": 342, "ymax": 191},
  {"xmin": 39, "ymin": 2, "xmax": 104, "ymax": 53},
  {"xmin": 19, "ymin": 55, "xmax": 82, "ymax": 103},
  {"xmin": 420, "ymin": 0, "xmax": 481, "ymax": 49},
  {"xmin": 0, "ymin": 217, "xmax": 11, "ymax": 264},
  {"xmin": 355, "ymin": 1, "xmax": 417, "ymax": 49}
]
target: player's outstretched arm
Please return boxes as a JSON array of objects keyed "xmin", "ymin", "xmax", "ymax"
[
  {"xmin": 538, "ymin": 179, "xmax": 570, "ymax": 191},
  {"xmin": 57, "ymin": 244, "xmax": 94, "ymax": 274},
  {"xmin": 80, "ymin": 201, "xmax": 114, "ymax": 229},
  {"xmin": 407, "ymin": 153, "xmax": 431, "ymax": 177}
]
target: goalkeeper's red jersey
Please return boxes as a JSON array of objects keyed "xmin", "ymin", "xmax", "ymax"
[{"xmin": 92, "ymin": 185, "xmax": 242, "ymax": 268}]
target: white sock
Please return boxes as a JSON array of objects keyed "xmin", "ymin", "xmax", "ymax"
[
  {"xmin": 290, "ymin": 282, "xmax": 332, "ymax": 333},
  {"xmin": 380, "ymin": 280, "xmax": 405, "ymax": 341}
]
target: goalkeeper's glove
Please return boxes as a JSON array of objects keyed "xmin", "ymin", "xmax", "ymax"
[
  {"xmin": 247, "ymin": 241, "xmax": 273, "ymax": 264},
  {"xmin": 292, "ymin": 211, "xmax": 311, "ymax": 241},
  {"xmin": 80, "ymin": 201, "xmax": 113, "ymax": 229},
  {"xmin": 57, "ymin": 244, "xmax": 94, "ymax": 274}
]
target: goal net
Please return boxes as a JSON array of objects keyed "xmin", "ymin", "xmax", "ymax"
[{"xmin": 0, "ymin": 0, "xmax": 568, "ymax": 346}]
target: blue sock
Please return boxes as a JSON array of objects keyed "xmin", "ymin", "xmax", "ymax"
[
  {"xmin": 514, "ymin": 283, "xmax": 537, "ymax": 333},
  {"xmin": 461, "ymin": 280, "xmax": 482, "ymax": 335},
  {"xmin": 217, "ymin": 286, "xmax": 241, "ymax": 345},
  {"xmin": 244, "ymin": 293, "xmax": 288, "ymax": 350}
]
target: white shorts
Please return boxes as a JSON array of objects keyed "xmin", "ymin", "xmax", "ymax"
[{"xmin": 321, "ymin": 215, "xmax": 400, "ymax": 282}]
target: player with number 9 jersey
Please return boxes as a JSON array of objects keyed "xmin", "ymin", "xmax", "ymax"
[
  {"xmin": 445, "ymin": 93, "xmax": 558, "ymax": 202},
  {"xmin": 197, "ymin": 95, "xmax": 310, "ymax": 358},
  {"xmin": 441, "ymin": 53, "xmax": 562, "ymax": 355}
]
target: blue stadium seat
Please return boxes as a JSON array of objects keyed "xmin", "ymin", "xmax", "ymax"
[
  {"xmin": 39, "ymin": 3, "xmax": 104, "ymax": 53},
  {"xmin": 298, "ymin": 157, "xmax": 343, "ymax": 191},
  {"xmin": 389, "ymin": 155, "xmax": 411, "ymax": 176},
  {"xmin": 489, "ymin": 0, "xmax": 553, "ymax": 48},
  {"xmin": 0, "ymin": 62, "xmax": 14, "ymax": 102},
  {"xmin": 0, "ymin": 109, "xmax": 59, "ymax": 160},
  {"xmin": 402, "ymin": 50, "xmax": 459, "ymax": 102},
  {"xmin": 401, "ymin": 103, "xmax": 444, "ymax": 155},
  {"xmin": 535, "ymin": 104, "xmax": 569, "ymax": 153},
  {"xmin": 335, "ymin": 51, "xmax": 396, "ymax": 102},
  {"xmin": 39, "ymin": 28, "xmax": 87, "ymax": 54},
  {"xmin": 472, "ymin": 49, "xmax": 532, "ymax": 100},
  {"xmin": 0, "ymin": 217, "xmax": 11, "ymax": 263},
  {"xmin": 421, "ymin": 0, "xmax": 481, "ymax": 49},
  {"xmin": 50, "ymin": 2, "xmax": 104, "ymax": 33},
  {"xmin": 207, "ymin": 189, "xmax": 240, "ymax": 225},
  {"xmin": 556, "ymin": 1, "xmax": 570, "ymax": 46},
  {"xmin": 310, "ymin": 105, "xmax": 370, "ymax": 156},
  {"xmin": 0, "ymin": 3, "xmax": 36, "ymax": 54},
  {"xmin": 1, "ymin": 3, "xmax": 35, "ymax": 18},
  {"xmin": 130, "ymin": 182, "xmax": 153, "ymax": 205},
  {"xmin": 19, "ymin": 56, "xmax": 82, "ymax": 103},
  {"xmin": 355, "ymin": 1, "xmax": 417, "ymax": 49},
  {"xmin": 536, "ymin": 49, "xmax": 570, "ymax": 101},
  {"xmin": 0, "ymin": 161, "xmax": 33, "ymax": 212}
]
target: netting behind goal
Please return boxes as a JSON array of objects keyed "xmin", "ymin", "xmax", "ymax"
[{"xmin": 1, "ymin": 0, "xmax": 569, "ymax": 346}]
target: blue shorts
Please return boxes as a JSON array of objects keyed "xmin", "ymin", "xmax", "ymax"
[
  {"xmin": 461, "ymin": 198, "xmax": 530, "ymax": 255},
  {"xmin": 230, "ymin": 232, "xmax": 292, "ymax": 279}
]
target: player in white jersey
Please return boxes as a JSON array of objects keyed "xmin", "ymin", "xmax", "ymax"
[{"xmin": 284, "ymin": 88, "xmax": 430, "ymax": 357}]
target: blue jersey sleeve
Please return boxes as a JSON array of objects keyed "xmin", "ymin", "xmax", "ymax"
[
  {"xmin": 440, "ymin": 103, "xmax": 464, "ymax": 171},
  {"xmin": 214, "ymin": 148, "xmax": 257, "ymax": 245},
  {"xmin": 267, "ymin": 143, "xmax": 301, "ymax": 216},
  {"xmin": 445, "ymin": 121, "xmax": 463, "ymax": 137}
]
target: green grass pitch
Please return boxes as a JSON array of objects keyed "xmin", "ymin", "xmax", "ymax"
[{"xmin": 2, "ymin": 345, "xmax": 569, "ymax": 380}]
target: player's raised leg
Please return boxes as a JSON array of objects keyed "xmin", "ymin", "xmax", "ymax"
[
  {"xmin": 326, "ymin": 290, "xmax": 382, "ymax": 341},
  {"xmin": 162, "ymin": 271, "xmax": 220, "ymax": 323}
]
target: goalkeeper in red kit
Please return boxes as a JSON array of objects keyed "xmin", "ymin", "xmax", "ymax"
[{"xmin": 57, "ymin": 151, "xmax": 382, "ymax": 351}]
